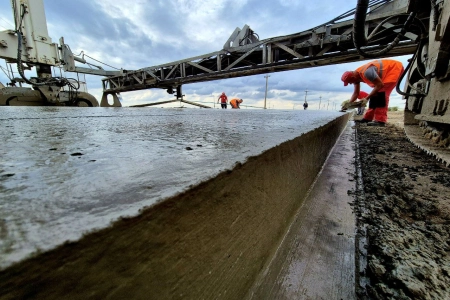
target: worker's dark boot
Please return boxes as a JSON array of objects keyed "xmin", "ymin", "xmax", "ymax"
[
  {"xmin": 367, "ymin": 121, "xmax": 386, "ymax": 127},
  {"xmin": 354, "ymin": 118, "xmax": 370, "ymax": 123}
]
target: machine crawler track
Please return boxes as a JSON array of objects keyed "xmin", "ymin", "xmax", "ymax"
[{"xmin": 404, "ymin": 122, "xmax": 450, "ymax": 167}]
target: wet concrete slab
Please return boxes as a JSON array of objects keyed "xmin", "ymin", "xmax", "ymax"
[
  {"xmin": 248, "ymin": 121, "xmax": 356, "ymax": 299},
  {"xmin": 0, "ymin": 107, "xmax": 346, "ymax": 269}
]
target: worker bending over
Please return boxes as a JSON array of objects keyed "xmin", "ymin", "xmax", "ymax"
[
  {"xmin": 341, "ymin": 59, "xmax": 404, "ymax": 126},
  {"xmin": 230, "ymin": 98, "xmax": 243, "ymax": 109}
]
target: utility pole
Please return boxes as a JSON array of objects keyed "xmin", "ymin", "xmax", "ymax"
[
  {"xmin": 264, "ymin": 75, "xmax": 270, "ymax": 109},
  {"xmin": 303, "ymin": 89, "xmax": 309, "ymax": 110}
]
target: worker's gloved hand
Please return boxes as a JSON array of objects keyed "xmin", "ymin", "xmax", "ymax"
[
  {"xmin": 340, "ymin": 103, "xmax": 349, "ymax": 111},
  {"xmin": 343, "ymin": 100, "xmax": 361, "ymax": 110},
  {"xmin": 360, "ymin": 98, "xmax": 368, "ymax": 107}
]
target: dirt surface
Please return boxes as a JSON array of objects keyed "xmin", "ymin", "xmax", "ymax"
[{"xmin": 355, "ymin": 111, "xmax": 450, "ymax": 299}]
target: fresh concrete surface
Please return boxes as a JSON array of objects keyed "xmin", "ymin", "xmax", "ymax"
[{"xmin": 0, "ymin": 107, "xmax": 355, "ymax": 300}]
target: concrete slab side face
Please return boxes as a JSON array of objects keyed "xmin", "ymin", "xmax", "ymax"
[
  {"xmin": 248, "ymin": 122, "xmax": 356, "ymax": 300},
  {"xmin": 0, "ymin": 107, "xmax": 346, "ymax": 269},
  {"xmin": 0, "ymin": 108, "xmax": 350, "ymax": 300}
]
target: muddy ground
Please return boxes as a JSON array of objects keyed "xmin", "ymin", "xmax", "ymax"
[{"xmin": 355, "ymin": 111, "xmax": 450, "ymax": 299}]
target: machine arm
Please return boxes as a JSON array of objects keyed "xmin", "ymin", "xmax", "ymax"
[
  {"xmin": 59, "ymin": 38, "xmax": 122, "ymax": 77},
  {"xmin": 0, "ymin": 0, "xmax": 121, "ymax": 79},
  {"xmin": 0, "ymin": 0, "xmax": 59, "ymax": 67}
]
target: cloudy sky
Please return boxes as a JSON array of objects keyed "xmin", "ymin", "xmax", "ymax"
[{"xmin": 0, "ymin": 0, "xmax": 412, "ymax": 109}]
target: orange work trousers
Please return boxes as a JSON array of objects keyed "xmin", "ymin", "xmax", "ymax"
[{"xmin": 363, "ymin": 82, "xmax": 397, "ymax": 123}]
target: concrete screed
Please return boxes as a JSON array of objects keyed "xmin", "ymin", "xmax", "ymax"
[{"xmin": 0, "ymin": 107, "xmax": 353, "ymax": 299}]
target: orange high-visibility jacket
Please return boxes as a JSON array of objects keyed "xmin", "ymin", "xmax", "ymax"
[
  {"xmin": 230, "ymin": 98, "xmax": 240, "ymax": 108},
  {"xmin": 356, "ymin": 59, "xmax": 403, "ymax": 87}
]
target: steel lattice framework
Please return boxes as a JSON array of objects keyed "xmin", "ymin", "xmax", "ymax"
[{"xmin": 101, "ymin": 0, "xmax": 418, "ymax": 96}]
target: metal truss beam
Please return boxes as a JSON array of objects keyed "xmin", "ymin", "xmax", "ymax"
[{"xmin": 102, "ymin": 1, "xmax": 418, "ymax": 94}]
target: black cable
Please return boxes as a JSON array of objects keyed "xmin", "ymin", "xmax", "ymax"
[
  {"xmin": 82, "ymin": 53, "xmax": 121, "ymax": 70},
  {"xmin": 13, "ymin": 3, "xmax": 84, "ymax": 94},
  {"xmin": 395, "ymin": 36, "xmax": 427, "ymax": 97},
  {"xmin": 312, "ymin": 0, "xmax": 391, "ymax": 30},
  {"xmin": 354, "ymin": 9, "xmax": 417, "ymax": 57},
  {"xmin": 430, "ymin": 0, "xmax": 439, "ymax": 31},
  {"xmin": 261, "ymin": 0, "xmax": 392, "ymax": 44},
  {"xmin": 352, "ymin": 0, "xmax": 429, "ymax": 97}
]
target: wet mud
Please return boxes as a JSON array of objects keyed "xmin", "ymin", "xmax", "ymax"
[{"xmin": 355, "ymin": 113, "xmax": 450, "ymax": 299}]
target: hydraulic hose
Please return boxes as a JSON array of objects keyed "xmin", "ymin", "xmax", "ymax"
[
  {"xmin": 430, "ymin": 0, "xmax": 439, "ymax": 31},
  {"xmin": 395, "ymin": 42, "xmax": 420, "ymax": 97},
  {"xmin": 15, "ymin": 3, "xmax": 76, "ymax": 89},
  {"xmin": 352, "ymin": 0, "xmax": 429, "ymax": 97},
  {"xmin": 395, "ymin": 13, "xmax": 429, "ymax": 97},
  {"xmin": 353, "ymin": 0, "xmax": 369, "ymax": 48},
  {"xmin": 16, "ymin": 31, "xmax": 35, "ymax": 85},
  {"xmin": 353, "ymin": 0, "xmax": 416, "ymax": 58}
]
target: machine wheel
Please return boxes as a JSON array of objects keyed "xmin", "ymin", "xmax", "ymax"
[
  {"xmin": 75, "ymin": 99, "xmax": 91, "ymax": 107},
  {"xmin": 5, "ymin": 97, "xmax": 17, "ymax": 106}
]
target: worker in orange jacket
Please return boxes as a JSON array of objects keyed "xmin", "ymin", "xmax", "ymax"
[
  {"xmin": 230, "ymin": 98, "xmax": 243, "ymax": 109},
  {"xmin": 341, "ymin": 59, "xmax": 404, "ymax": 126}
]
